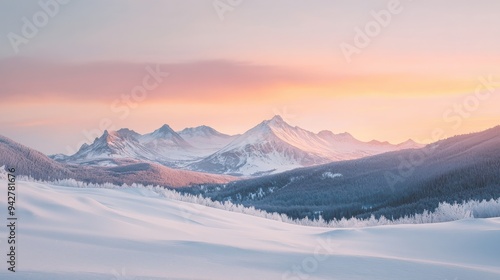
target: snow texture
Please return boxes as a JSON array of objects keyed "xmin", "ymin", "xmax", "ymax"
[{"xmin": 1, "ymin": 176, "xmax": 499, "ymax": 280}]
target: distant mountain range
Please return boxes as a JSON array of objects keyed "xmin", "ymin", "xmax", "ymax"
[
  {"xmin": 53, "ymin": 115, "xmax": 422, "ymax": 176},
  {"xmin": 2, "ymin": 120, "xmax": 499, "ymax": 220},
  {"xmin": 0, "ymin": 134, "xmax": 235, "ymax": 188},
  {"xmin": 54, "ymin": 125, "xmax": 237, "ymax": 167},
  {"xmin": 190, "ymin": 116, "xmax": 421, "ymax": 175},
  {"xmin": 181, "ymin": 125, "xmax": 500, "ymax": 221}
]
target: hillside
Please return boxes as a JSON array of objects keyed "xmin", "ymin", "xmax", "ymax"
[
  {"xmin": 0, "ymin": 134, "xmax": 236, "ymax": 188},
  {"xmin": 181, "ymin": 126, "xmax": 500, "ymax": 220}
]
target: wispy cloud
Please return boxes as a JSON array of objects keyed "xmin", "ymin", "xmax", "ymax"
[
  {"xmin": 0, "ymin": 57, "xmax": 486, "ymax": 105},
  {"xmin": 0, "ymin": 58, "xmax": 330, "ymax": 103}
]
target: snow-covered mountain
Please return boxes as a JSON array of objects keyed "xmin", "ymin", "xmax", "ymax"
[
  {"xmin": 190, "ymin": 116, "xmax": 331, "ymax": 175},
  {"xmin": 139, "ymin": 124, "xmax": 196, "ymax": 162},
  {"xmin": 142, "ymin": 124, "xmax": 192, "ymax": 149},
  {"xmin": 57, "ymin": 116, "xmax": 422, "ymax": 176},
  {"xmin": 0, "ymin": 133, "xmax": 236, "ymax": 187},
  {"xmin": 316, "ymin": 130, "xmax": 420, "ymax": 157},
  {"xmin": 178, "ymin": 125, "xmax": 238, "ymax": 153},
  {"xmin": 190, "ymin": 116, "xmax": 422, "ymax": 176},
  {"xmin": 68, "ymin": 129, "xmax": 158, "ymax": 165},
  {"xmin": 61, "ymin": 125, "xmax": 236, "ymax": 166}
]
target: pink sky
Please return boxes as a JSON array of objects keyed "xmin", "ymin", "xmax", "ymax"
[{"xmin": 1, "ymin": 0, "xmax": 499, "ymax": 154}]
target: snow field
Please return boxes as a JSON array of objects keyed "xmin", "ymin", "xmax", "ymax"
[{"xmin": 0, "ymin": 178, "xmax": 499, "ymax": 280}]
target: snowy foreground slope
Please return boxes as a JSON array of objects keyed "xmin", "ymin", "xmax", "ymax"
[{"xmin": 1, "ymin": 179, "xmax": 499, "ymax": 280}]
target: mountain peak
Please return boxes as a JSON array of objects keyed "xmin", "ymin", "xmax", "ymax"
[
  {"xmin": 149, "ymin": 124, "xmax": 178, "ymax": 138},
  {"xmin": 272, "ymin": 115, "xmax": 284, "ymax": 121},
  {"xmin": 100, "ymin": 130, "xmax": 116, "ymax": 143},
  {"xmin": 401, "ymin": 139, "xmax": 417, "ymax": 145},
  {"xmin": 144, "ymin": 124, "xmax": 192, "ymax": 148},
  {"xmin": 317, "ymin": 130, "xmax": 333, "ymax": 137},
  {"xmin": 270, "ymin": 115, "xmax": 285, "ymax": 123},
  {"xmin": 180, "ymin": 125, "xmax": 214, "ymax": 134},
  {"xmin": 117, "ymin": 128, "xmax": 138, "ymax": 134},
  {"xmin": 397, "ymin": 139, "xmax": 423, "ymax": 149},
  {"xmin": 262, "ymin": 115, "xmax": 290, "ymax": 129},
  {"xmin": 97, "ymin": 129, "xmax": 121, "ymax": 145},
  {"xmin": 158, "ymin": 124, "xmax": 174, "ymax": 132},
  {"xmin": 178, "ymin": 125, "xmax": 232, "ymax": 138},
  {"xmin": 115, "ymin": 128, "xmax": 141, "ymax": 140}
]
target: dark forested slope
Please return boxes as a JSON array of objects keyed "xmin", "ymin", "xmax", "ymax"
[{"xmin": 180, "ymin": 126, "xmax": 500, "ymax": 220}]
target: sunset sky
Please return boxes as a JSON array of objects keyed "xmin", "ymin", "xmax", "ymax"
[{"xmin": 1, "ymin": 0, "xmax": 500, "ymax": 154}]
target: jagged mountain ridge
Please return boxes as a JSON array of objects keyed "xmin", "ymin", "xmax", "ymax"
[
  {"xmin": 57, "ymin": 116, "xmax": 422, "ymax": 176},
  {"xmin": 0, "ymin": 134, "xmax": 236, "ymax": 187},
  {"xmin": 189, "ymin": 116, "xmax": 423, "ymax": 176},
  {"xmin": 59, "ymin": 125, "xmax": 237, "ymax": 166}
]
